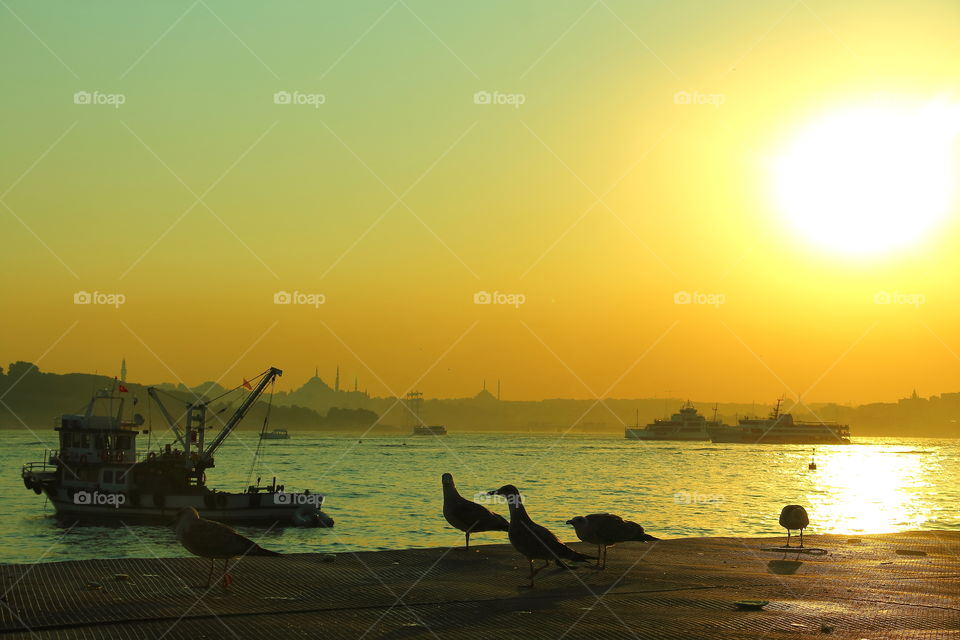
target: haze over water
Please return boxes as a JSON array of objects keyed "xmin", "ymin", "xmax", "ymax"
[{"xmin": 5, "ymin": 430, "xmax": 958, "ymax": 564}]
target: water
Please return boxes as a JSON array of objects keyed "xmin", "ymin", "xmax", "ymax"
[{"xmin": 3, "ymin": 430, "xmax": 959, "ymax": 564}]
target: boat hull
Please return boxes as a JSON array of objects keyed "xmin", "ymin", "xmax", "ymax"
[
  {"xmin": 625, "ymin": 428, "xmax": 709, "ymax": 441},
  {"xmin": 40, "ymin": 486, "xmax": 331, "ymax": 526}
]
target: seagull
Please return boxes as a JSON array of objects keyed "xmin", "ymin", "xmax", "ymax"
[
  {"xmin": 489, "ymin": 484, "xmax": 593, "ymax": 588},
  {"xmin": 566, "ymin": 513, "xmax": 659, "ymax": 569},
  {"xmin": 441, "ymin": 473, "xmax": 509, "ymax": 549},
  {"xmin": 779, "ymin": 505, "xmax": 810, "ymax": 548},
  {"xmin": 175, "ymin": 507, "xmax": 280, "ymax": 588}
]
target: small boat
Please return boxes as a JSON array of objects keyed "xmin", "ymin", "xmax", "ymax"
[
  {"xmin": 404, "ymin": 390, "xmax": 447, "ymax": 435},
  {"xmin": 625, "ymin": 402, "xmax": 722, "ymax": 441},
  {"xmin": 412, "ymin": 425, "xmax": 447, "ymax": 436},
  {"xmin": 21, "ymin": 367, "xmax": 331, "ymax": 526},
  {"xmin": 260, "ymin": 429, "xmax": 290, "ymax": 440}
]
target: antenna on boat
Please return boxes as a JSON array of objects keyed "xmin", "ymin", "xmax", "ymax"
[{"xmin": 808, "ymin": 448, "xmax": 817, "ymax": 471}]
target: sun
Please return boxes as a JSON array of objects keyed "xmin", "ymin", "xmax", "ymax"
[{"xmin": 772, "ymin": 98, "xmax": 959, "ymax": 256}]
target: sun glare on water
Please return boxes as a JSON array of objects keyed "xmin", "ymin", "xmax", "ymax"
[{"xmin": 772, "ymin": 98, "xmax": 960, "ymax": 256}]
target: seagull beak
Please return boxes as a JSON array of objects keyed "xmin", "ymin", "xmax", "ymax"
[
  {"xmin": 564, "ymin": 519, "xmax": 573, "ymax": 525},
  {"xmin": 487, "ymin": 490, "xmax": 497, "ymax": 495}
]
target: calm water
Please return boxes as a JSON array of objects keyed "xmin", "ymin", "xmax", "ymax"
[{"xmin": 3, "ymin": 430, "xmax": 959, "ymax": 564}]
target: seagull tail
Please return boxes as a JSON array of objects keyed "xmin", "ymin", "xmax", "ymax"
[
  {"xmin": 248, "ymin": 545, "xmax": 281, "ymax": 557},
  {"xmin": 632, "ymin": 533, "xmax": 659, "ymax": 542},
  {"xmin": 564, "ymin": 549, "xmax": 595, "ymax": 562}
]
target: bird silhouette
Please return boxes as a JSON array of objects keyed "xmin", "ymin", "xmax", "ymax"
[
  {"xmin": 441, "ymin": 473, "xmax": 508, "ymax": 549},
  {"xmin": 779, "ymin": 505, "xmax": 810, "ymax": 548},
  {"xmin": 175, "ymin": 507, "xmax": 280, "ymax": 588},
  {"xmin": 489, "ymin": 484, "xmax": 593, "ymax": 587},
  {"xmin": 566, "ymin": 513, "xmax": 658, "ymax": 569}
]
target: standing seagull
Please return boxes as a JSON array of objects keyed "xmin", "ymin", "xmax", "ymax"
[
  {"xmin": 441, "ymin": 473, "xmax": 508, "ymax": 549},
  {"xmin": 175, "ymin": 507, "xmax": 280, "ymax": 588},
  {"xmin": 779, "ymin": 505, "xmax": 810, "ymax": 548},
  {"xmin": 566, "ymin": 513, "xmax": 659, "ymax": 569},
  {"xmin": 489, "ymin": 484, "xmax": 593, "ymax": 588}
]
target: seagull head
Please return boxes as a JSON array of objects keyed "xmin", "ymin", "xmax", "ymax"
[
  {"xmin": 441, "ymin": 473, "xmax": 454, "ymax": 487},
  {"xmin": 488, "ymin": 484, "xmax": 520, "ymax": 497},
  {"xmin": 176, "ymin": 507, "xmax": 200, "ymax": 524},
  {"xmin": 565, "ymin": 516, "xmax": 587, "ymax": 530}
]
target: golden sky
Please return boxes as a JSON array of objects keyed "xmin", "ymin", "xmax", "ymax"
[{"xmin": 1, "ymin": 1, "xmax": 959, "ymax": 403}]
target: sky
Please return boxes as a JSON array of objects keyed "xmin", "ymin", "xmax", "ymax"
[{"xmin": 1, "ymin": 0, "xmax": 959, "ymax": 404}]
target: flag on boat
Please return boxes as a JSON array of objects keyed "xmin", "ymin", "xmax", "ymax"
[{"xmin": 242, "ymin": 378, "xmax": 253, "ymax": 390}]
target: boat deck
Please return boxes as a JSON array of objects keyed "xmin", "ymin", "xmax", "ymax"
[{"xmin": 0, "ymin": 531, "xmax": 956, "ymax": 639}]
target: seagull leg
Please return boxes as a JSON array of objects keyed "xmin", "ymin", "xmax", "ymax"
[
  {"xmin": 785, "ymin": 530, "xmax": 791, "ymax": 548},
  {"xmin": 222, "ymin": 559, "xmax": 233, "ymax": 588},
  {"xmin": 596, "ymin": 545, "xmax": 602, "ymax": 569},
  {"xmin": 799, "ymin": 529, "xmax": 804, "ymax": 548},
  {"xmin": 205, "ymin": 559, "xmax": 214, "ymax": 588},
  {"xmin": 465, "ymin": 531, "xmax": 470, "ymax": 550}
]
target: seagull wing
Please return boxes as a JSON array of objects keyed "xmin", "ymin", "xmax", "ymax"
[
  {"xmin": 445, "ymin": 494, "xmax": 509, "ymax": 532},
  {"xmin": 514, "ymin": 518, "xmax": 593, "ymax": 562},
  {"xmin": 185, "ymin": 518, "xmax": 279, "ymax": 559}
]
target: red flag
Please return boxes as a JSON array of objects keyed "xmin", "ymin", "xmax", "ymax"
[
  {"xmin": 242, "ymin": 378, "xmax": 253, "ymax": 390},
  {"xmin": 118, "ymin": 384, "xmax": 129, "ymax": 393}
]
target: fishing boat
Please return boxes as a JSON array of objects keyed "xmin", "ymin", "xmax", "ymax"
[
  {"xmin": 21, "ymin": 367, "xmax": 333, "ymax": 526},
  {"xmin": 625, "ymin": 402, "xmax": 723, "ymax": 441},
  {"xmin": 260, "ymin": 428, "xmax": 290, "ymax": 440},
  {"xmin": 708, "ymin": 399, "xmax": 850, "ymax": 444}
]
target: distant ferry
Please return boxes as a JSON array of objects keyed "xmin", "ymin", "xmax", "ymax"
[
  {"xmin": 412, "ymin": 425, "xmax": 447, "ymax": 436},
  {"xmin": 625, "ymin": 403, "xmax": 721, "ymax": 441},
  {"xmin": 709, "ymin": 399, "xmax": 850, "ymax": 445},
  {"xmin": 260, "ymin": 429, "xmax": 290, "ymax": 440}
]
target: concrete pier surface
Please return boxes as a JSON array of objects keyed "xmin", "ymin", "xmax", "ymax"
[{"xmin": 0, "ymin": 531, "xmax": 956, "ymax": 639}]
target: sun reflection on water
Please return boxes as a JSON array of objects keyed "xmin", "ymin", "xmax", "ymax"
[{"xmin": 806, "ymin": 446, "xmax": 933, "ymax": 534}]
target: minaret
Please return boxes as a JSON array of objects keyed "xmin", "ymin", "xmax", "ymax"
[
  {"xmin": 335, "ymin": 366, "xmax": 340, "ymax": 393},
  {"xmin": 497, "ymin": 378, "xmax": 500, "ymax": 401},
  {"xmin": 120, "ymin": 358, "xmax": 127, "ymax": 383},
  {"xmin": 354, "ymin": 376, "xmax": 358, "ymax": 392},
  {"xmin": 315, "ymin": 366, "xmax": 319, "ymax": 378}
]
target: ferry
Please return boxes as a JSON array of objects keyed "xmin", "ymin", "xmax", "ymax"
[
  {"xmin": 625, "ymin": 403, "xmax": 722, "ymax": 441},
  {"xmin": 21, "ymin": 367, "xmax": 333, "ymax": 526},
  {"xmin": 404, "ymin": 390, "xmax": 447, "ymax": 435},
  {"xmin": 709, "ymin": 399, "xmax": 850, "ymax": 445},
  {"xmin": 412, "ymin": 425, "xmax": 447, "ymax": 436},
  {"xmin": 260, "ymin": 428, "xmax": 290, "ymax": 440}
]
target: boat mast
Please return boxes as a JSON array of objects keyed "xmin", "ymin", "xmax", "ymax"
[
  {"xmin": 201, "ymin": 367, "xmax": 282, "ymax": 464},
  {"xmin": 146, "ymin": 387, "xmax": 189, "ymax": 450}
]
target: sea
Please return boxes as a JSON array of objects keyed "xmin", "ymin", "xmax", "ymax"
[{"xmin": 2, "ymin": 430, "xmax": 958, "ymax": 564}]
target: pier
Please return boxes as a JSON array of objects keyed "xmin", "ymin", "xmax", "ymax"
[{"xmin": 0, "ymin": 531, "xmax": 956, "ymax": 638}]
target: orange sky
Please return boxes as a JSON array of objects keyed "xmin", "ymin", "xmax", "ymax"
[{"xmin": 1, "ymin": 1, "xmax": 959, "ymax": 403}]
